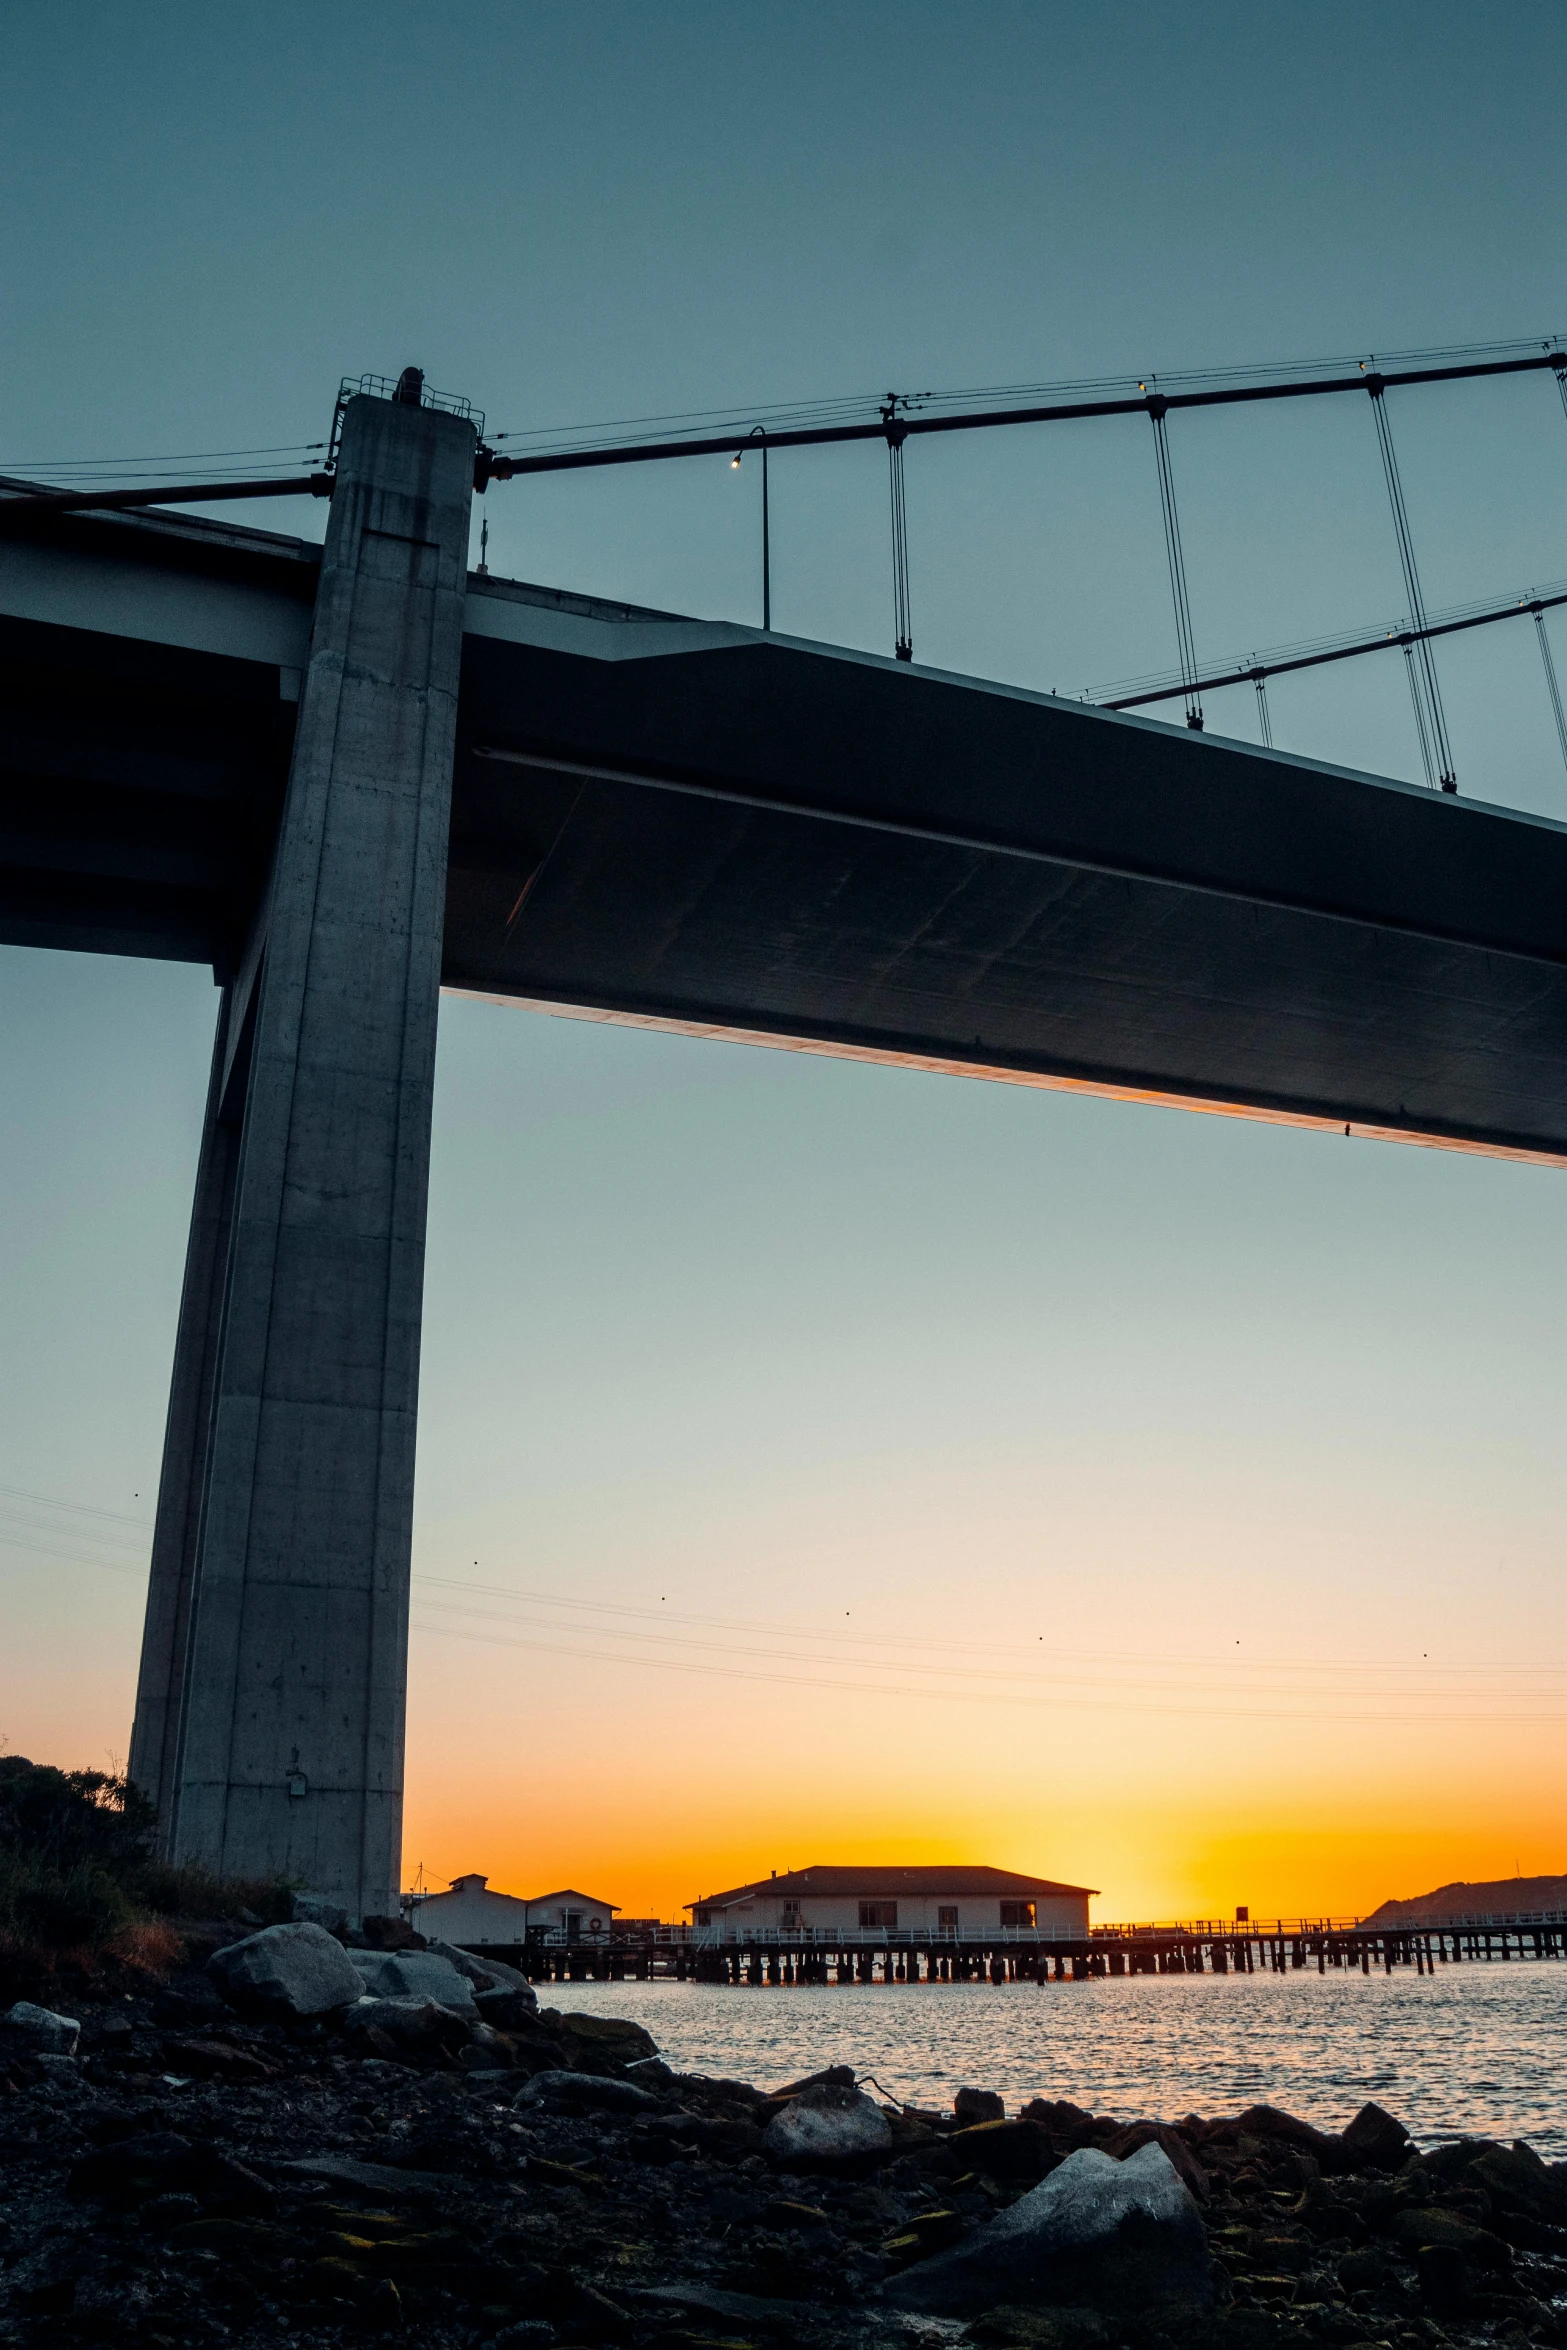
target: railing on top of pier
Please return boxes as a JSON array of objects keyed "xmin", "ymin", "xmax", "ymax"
[
  {"xmin": 681, "ymin": 1908, "xmax": 1362, "ymax": 1945},
  {"xmin": 1092, "ymin": 1919, "xmax": 1366, "ymax": 1940},
  {"xmin": 1358, "ymin": 1908, "xmax": 1567, "ymax": 1932},
  {"xmin": 651, "ymin": 1915, "xmax": 1567, "ymax": 1950},
  {"xmin": 684, "ymin": 1926, "xmax": 1097, "ymax": 1950},
  {"xmin": 514, "ymin": 1912, "xmax": 1567, "ymax": 1952}
]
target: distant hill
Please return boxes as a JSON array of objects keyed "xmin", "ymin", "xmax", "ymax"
[{"xmin": 1362, "ymin": 1873, "xmax": 1567, "ymax": 1926}]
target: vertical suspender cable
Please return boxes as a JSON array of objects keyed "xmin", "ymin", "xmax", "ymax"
[
  {"xmin": 1400, "ymin": 639, "xmax": 1438, "ymax": 789},
  {"xmin": 884, "ymin": 395, "xmax": 913, "ymax": 661},
  {"xmin": 734, "ymin": 425, "xmax": 771, "ymax": 630},
  {"xmin": 1544, "ymin": 364, "xmax": 1567, "ymax": 775},
  {"xmin": 1251, "ymin": 669, "xmax": 1273, "ymax": 748},
  {"xmin": 1146, "ymin": 395, "xmax": 1203, "ymax": 729},
  {"xmin": 1366, "ymin": 374, "xmax": 1456, "ymax": 790},
  {"xmin": 1533, "ymin": 604, "xmax": 1567, "ymax": 775},
  {"xmin": 761, "ymin": 433, "xmax": 771, "ymax": 632}
]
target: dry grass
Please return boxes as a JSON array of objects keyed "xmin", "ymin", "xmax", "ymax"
[
  {"xmin": 103, "ymin": 1919, "xmax": 186, "ymax": 1976},
  {"xmin": 0, "ymin": 1759, "xmax": 294, "ymax": 1999}
]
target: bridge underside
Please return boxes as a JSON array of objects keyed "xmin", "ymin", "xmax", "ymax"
[
  {"xmin": 5, "ymin": 499, "xmax": 1567, "ymax": 1162},
  {"xmin": 448, "ymin": 597, "xmax": 1567, "ymax": 1163},
  {"xmin": 9, "ymin": 512, "xmax": 1567, "ymax": 1165}
]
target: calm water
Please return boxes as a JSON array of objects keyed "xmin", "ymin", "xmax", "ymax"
[{"xmin": 546, "ymin": 1964, "xmax": 1567, "ymax": 2157}]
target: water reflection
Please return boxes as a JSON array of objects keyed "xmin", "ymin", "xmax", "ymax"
[{"xmin": 548, "ymin": 1963, "xmax": 1567, "ymax": 2155}]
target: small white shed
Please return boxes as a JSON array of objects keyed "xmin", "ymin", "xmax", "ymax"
[
  {"xmin": 526, "ymin": 1888, "xmax": 620, "ymax": 1940},
  {"xmin": 406, "ymin": 1872, "xmax": 531, "ymax": 1947}
]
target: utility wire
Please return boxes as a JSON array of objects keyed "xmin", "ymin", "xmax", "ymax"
[
  {"xmin": 412, "ymin": 1612, "xmax": 1567, "ymax": 1726},
  {"xmin": 0, "ymin": 1480, "xmax": 152, "ymax": 1530},
  {"xmin": 417, "ymin": 1570, "xmax": 1565, "ymax": 1678}
]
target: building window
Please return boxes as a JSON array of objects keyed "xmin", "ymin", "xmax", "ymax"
[
  {"xmin": 781, "ymin": 1901, "xmax": 802, "ymax": 1927},
  {"xmin": 937, "ymin": 1906, "xmax": 958, "ymax": 1933},
  {"xmin": 1000, "ymin": 1901, "xmax": 1036, "ymax": 1928},
  {"xmin": 858, "ymin": 1901, "xmax": 898, "ymax": 1929}
]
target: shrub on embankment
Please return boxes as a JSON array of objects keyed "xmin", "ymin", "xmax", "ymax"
[{"xmin": 0, "ymin": 1754, "xmax": 289, "ymax": 1998}]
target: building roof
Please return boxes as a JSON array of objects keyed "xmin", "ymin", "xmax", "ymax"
[
  {"xmin": 686, "ymin": 1865, "xmax": 1098, "ymax": 1910},
  {"xmin": 408, "ymin": 1873, "xmax": 528, "ymax": 1906},
  {"xmin": 526, "ymin": 1888, "xmax": 620, "ymax": 1913}
]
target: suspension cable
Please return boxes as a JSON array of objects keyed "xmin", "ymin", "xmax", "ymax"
[
  {"xmin": 1147, "ymin": 397, "xmax": 1202, "ymax": 729},
  {"xmin": 1367, "ymin": 376, "xmax": 1455, "ymax": 791},
  {"xmin": 1098, "ymin": 580, "xmax": 1567, "ymax": 709},
  {"xmin": 884, "ymin": 396, "xmax": 912, "ymax": 662},
  {"xmin": 483, "ymin": 342, "xmax": 1567, "ymax": 478},
  {"xmin": 1534, "ymin": 606, "xmax": 1567, "ymax": 776}
]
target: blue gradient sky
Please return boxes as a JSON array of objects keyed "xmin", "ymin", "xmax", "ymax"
[{"xmin": 2, "ymin": 2, "xmax": 1565, "ymax": 1916}]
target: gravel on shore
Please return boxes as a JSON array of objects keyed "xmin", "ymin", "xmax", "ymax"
[{"xmin": 2, "ymin": 1937, "xmax": 1565, "ymax": 2350}]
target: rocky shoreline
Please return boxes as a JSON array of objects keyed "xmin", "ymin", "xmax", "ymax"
[{"xmin": 2, "ymin": 1914, "xmax": 1564, "ymax": 2350}]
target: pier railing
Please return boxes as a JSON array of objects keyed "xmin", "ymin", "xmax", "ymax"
[
  {"xmin": 685, "ymin": 1924, "xmax": 1094, "ymax": 1950},
  {"xmin": 469, "ymin": 1910, "xmax": 1567, "ymax": 1956}
]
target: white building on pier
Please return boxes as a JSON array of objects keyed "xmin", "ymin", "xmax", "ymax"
[{"xmin": 686, "ymin": 1864, "xmax": 1095, "ymax": 1942}]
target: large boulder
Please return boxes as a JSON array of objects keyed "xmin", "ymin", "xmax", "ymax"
[
  {"xmin": 1232, "ymin": 2103, "xmax": 1342, "ymax": 2164},
  {"xmin": 764, "ymin": 2080, "xmax": 893, "ymax": 2170},
  {"xmin": 549, "ymin": 2011, "xmax": 659, "ymax": 2070},
  {"xmin": 1464, "ymin": 2140, "xmax": 1567, "ymax": 2229},
  {"xmin": 1098, "ymin": 2121, "xmax": 1209, "ymax": 2201},
  {"xmin": 475, "ymin": 1987, "xmax": 540, "ymax": 2031},
  {"xmin": 290, "ymin": 1892, "xmax": 349, "ymax": 1938},
  {"xmin": 885, "ymin": 2141, "xmax": 1213, "ymax": 2319},
  {"xmin": 342, "ymin": 1996, "xmax": 474, "ymax": 2060},
  {"xmin": 347, "ymin": 1947, "xmax": 477, "ymax": 2011},
  {"xmin": 1388, "ymin": 2205, "xmax": 1510, "ymax": 2272},
  {"xmin": 1020, "ymin": 2099, "xmax": 1100, "ymax": 2145},
  {"xmin": 4, "ymin": 2001, "xmax": 80, "ymax": 2055},
  {"xmin": 955, "ymin": 2085, "xmax": 1006, "ymax": 2125},
  {"xmin": 769, "ymin": 2064, "xmax": 857, "ymax": 2097},
  {"xmin": 208, "ymin": 1921, "xmax": 363, "ymax": 2017},
  {"xmin": 1338, "ymin": 2100, "xmax": 1411, "ymax": 2171},
  {"xmin": 360, "ymin": 1914, "xmax": 423, "ymax": 1950},
  {"xmin": 421, "ymin": 1936, "xmax": 536, "ymax": 2002}
]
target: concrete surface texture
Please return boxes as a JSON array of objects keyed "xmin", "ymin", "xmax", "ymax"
[{"xmin": 127, "ymin": 391, "xmax": 475, "ymax": 1915}]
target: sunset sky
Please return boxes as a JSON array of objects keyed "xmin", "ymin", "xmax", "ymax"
[{"xmin": 3, "ymin": 2, "xmax": 1566, "ymax": 1924}]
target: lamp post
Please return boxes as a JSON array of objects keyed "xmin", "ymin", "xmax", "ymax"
[{"xmin": 732, "ymin": 426, "xmax": 770, "ymax": 630}]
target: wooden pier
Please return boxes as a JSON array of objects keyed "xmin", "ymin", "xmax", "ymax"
[{"xmin": 493, "ymin": 1910, "xmax": 1567, "ymax": 1987}]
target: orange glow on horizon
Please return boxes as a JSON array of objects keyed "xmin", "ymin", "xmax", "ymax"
[{"xmin": 401, "ymin": 1721, "xmax": 1566, "ymax": 1928}]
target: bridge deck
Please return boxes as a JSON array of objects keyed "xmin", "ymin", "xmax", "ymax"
[{"xmin": 5, "ymin": 492, "xmax": 1567, "ymax": 1161}]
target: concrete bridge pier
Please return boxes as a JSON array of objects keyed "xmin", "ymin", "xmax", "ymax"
[{"xmin": 127, "ymin": 387, "xmax": 475, "ymax": 1917}]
